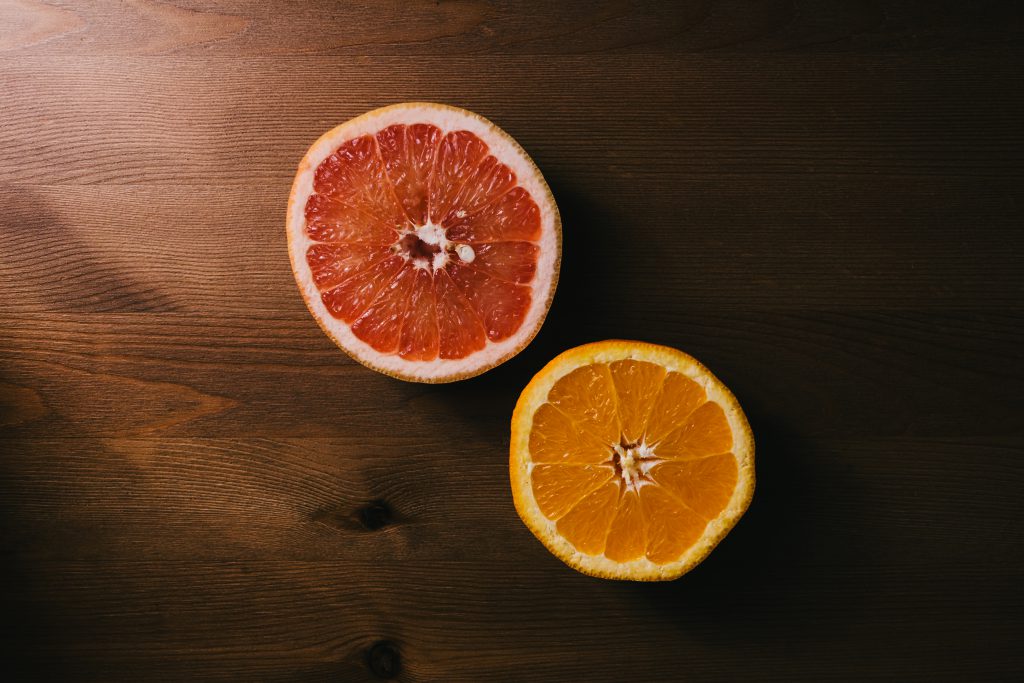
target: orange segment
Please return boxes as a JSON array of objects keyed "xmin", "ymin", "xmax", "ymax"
[
  {"xmin": 510, "ymin": 341, "xmax": 754, "ymax": 581},
  {"xmin": 644, "ymin": 371, "xmax": 706, "ymax": 445},
  {"xmin": 555, "ymin": 481, "xmax": 620, "ymax": 555},
  {"xmin": 649, "ymin": 454, "xmax": 738, "ymax": 520},
  {"xmin": 655, "ymin": 402, "xmax": 733, "ymax": 460},
  {"xmin": 604, "ymin": 490, "xmax": 647, "ymax": 562},
  {"xmin": 609, "ymin": 359, "xmax": 667, "ymax": 445},
  {"xmin": 528, "ymin": 403, "xmax": 611, "ymax": 465},
  {"xmin": 640, "ymin": 485, "xmax": 709, "ymax": 564},
  {"xmin": 531, "ymin": 464, "xmax": 613, "ymax": 521},
  {"xmin": 546, "ymin": 364, "xmax": 620, "ymax": 446}
]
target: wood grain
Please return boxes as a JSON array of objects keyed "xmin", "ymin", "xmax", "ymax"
[
  {"xmin": 2, "ymin": 1, "xmax": 1022, "ymax": 680},
  {"xmin": 4, "ymin": 0, "xmax": 1021, "ymax": 56},
  {"xmin": 1, "ymin": 177, "xmax": 1021, "ymax": 314},
  {"xmin": 0, "ymin": 311, "xmax": 1019, "ymax": 440},
  {"xmin": 3, "ymin": 54, "xmax": 1022, "ymax": 185}
]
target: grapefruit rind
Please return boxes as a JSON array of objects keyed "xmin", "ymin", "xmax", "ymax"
[
  {"xmin": 510, "ymin": 341, "xmax": 755, "ymax": 581},
  {"xmin": 287, "ymin": 102, "xmax": 561, "ymax": 383}
]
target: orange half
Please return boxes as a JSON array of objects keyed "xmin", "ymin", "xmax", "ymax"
[{"xmin": 510, "ymin": 341, "xmax": 755, "ymax": 580}]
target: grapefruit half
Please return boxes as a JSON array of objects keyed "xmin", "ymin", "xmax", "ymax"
[{"xmin": 287, "ymin": 103, "xmax": 561, "ymax": 382}]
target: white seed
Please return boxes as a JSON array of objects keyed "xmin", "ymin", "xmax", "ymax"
[{"xmin": 456, "ymin": 244, "xmax": 475, "ymax": 263}]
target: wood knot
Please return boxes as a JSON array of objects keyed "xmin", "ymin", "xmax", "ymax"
[
  {"xmin": 367, "ymin": 640, "xmax": 401, "ymax": 679},
  {"xmin": 358, "ymin": 500, "xmax": 392, "ymax": 531}
]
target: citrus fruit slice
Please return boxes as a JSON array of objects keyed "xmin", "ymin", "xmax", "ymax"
[
  {"xmin": 510, "ymin": 341, "xmax": 754, "ymax": 580},
  {"xmin": 287, "ymin": 103, "xmax": 561, "ymax": 382}
]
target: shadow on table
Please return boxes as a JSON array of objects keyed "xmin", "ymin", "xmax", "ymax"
[
  {"xmin": 628, "ymin": 422, "xmax": 876, "ymax": 642},
  {"xmin": 0, "ymin": 183, "xmax": 178, "ymax": 313}
]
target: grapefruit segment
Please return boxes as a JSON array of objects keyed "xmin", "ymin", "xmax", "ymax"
[
  {"xmin": 429, "ymin": 130, "xmax": 489, "ymax": 225},
  {"xmin": 437, "ymin": 155, "xmax": 517, "ymax": 223},
  {"xmin": 445, "ymin": 187, "xmax": 541, "ymax": 243},
  {"xmin": 288, "ymin": 103, "xmax": 560, "ymax": 382},
  {"xmin": 306, "ymin": 243, "xmax": 390, "ymax": 290},
  {"xmin": 312, "ymin": 136, "xmax": 408, "ymax": 230},
  {"xmin": 434, "ymin": 270, "xmax": 487, "ymax": 359},
  {"xmin": 510, "ymin": 341, "xmax": 754, "ymax": 580},
  {"xmin": 468, "ymin": 242, "xmax": 539, "ymax": 284},
  {"xmin": 350, "ymin": 264, "xmax": 418, "ymax": 353},
  {"xmin": 376, "ymin": 123, "xmax": 441, "ymax": 226},
  {"xmin": 321, "ymin": 255, "xmax": 405, "ymax": 323},
  {"xmin": 304, "ymin": 194, "xmax": 398, "ymax": 245},
  {"xmin": 447, "ymin": 263, "xmax": 531, "ymax": 342},
  {"xmin": 398, "ymin": 268, "xmax": 440, "ymax": 361}
]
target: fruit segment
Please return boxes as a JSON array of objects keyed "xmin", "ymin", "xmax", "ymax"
[
  {"xmin": 603, "ymin": 490, "xmax": 647, "ymax": 562},
  {"xmin": 528, "ymin": 403, "xmax": 614, "ymax": 465},
  {"xmin": 445, "ymin": 187, "xmax": 542, "ymax": 243},
  {"xmin": 429, "ymin": 131, "xmax": 490, "ymax": 224},
  {"xmin": 321, "ymin": 255, "xmax": 405, "ymax": 323},
  {"xmin": 312, "ymin": 135, "xmax": 409, "ymax": 230},
  {"xmin": 468, "ymin": 242, "xmax": 539, "ymax": 283},
  {"xmin": 650, "ymin": 454, "xmax": 738, "ymax": 520},
  {"xmin": 436, "ymin": 155, "xmax": 517, "ymax": 223},
  {"xmin": 434, "ymin": 271, "xmax": 487, "ymax": 359},
  {"xmin": 376, "ymin": 123, "xmax": 441, "ymax": 225},
  {"xmin": 447, "ymin": 263, "xmax": 531, "ymax": 342},
  {"xmin": 655, "ymin": 402, "xmax": 733, "ymax": 460},
  {"xmin": 350, "ymin": 265, "xmax": 418, "ymax": 353},
  {"xmin": 531, "ymin": 464, "xmax": 613, "ymax": 521},
  {"xmin": 306, "ymin": 243, "xmax": 390, "ymax": 290},
  {"xmin": 398, "ymin": 268, "xmax": 439, "ymax": 361},
  {"xmin": 609, "ymin": 359, "xmax": 667, "ymax": 445},
  {"xmin": 644, "ymin": 372, "xmax": 707, "ymax": 445},
  {"xmin": 639, "ymin": 485, "xmax": 709, "ymax": 564},
  {"xmin": 304, "ymin": 194, "xmax": 399, "ymax": 245},
  {"xmin": 555, "ymin": 481, "xmax": 620, "ymax": 555},
  {"xmin": 546, "ymin": 364, "xmax": 620, "ymax": 446}
]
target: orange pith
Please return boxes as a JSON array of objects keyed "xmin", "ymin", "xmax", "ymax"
[{"xmin": 511, "ymin": 341, "xmax": 754, "ymax": 581}]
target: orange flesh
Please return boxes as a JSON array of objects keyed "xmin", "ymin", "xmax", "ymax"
[
  {"xmin": 304, "ymin": 125, "xmax": 542, "ymax": 360},
  {"xmin": 529, "ymin": 361, "xmax": 739, "ymax": 563}
]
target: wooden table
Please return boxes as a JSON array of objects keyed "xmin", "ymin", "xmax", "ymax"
[{"xmin": 2, "ymin": 2, "xmax": 1022, "ymax": 680}]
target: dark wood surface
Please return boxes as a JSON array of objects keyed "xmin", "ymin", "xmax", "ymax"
[{"xmin": 2, "ymin": 1, "xmax": 1022, "ymax": 680}]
